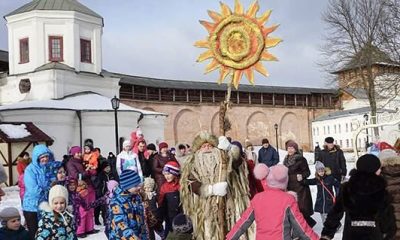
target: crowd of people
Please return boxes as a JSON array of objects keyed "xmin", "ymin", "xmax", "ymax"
[{"xmin": 0, "ymin": 130, "xmax": 398, "ymax": 240}]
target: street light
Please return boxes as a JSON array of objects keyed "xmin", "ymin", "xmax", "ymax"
[
  {"xmin": 363, "ymin": 113, "xmax": 369, "ymax": 151},
  {"xmin": 111, "ymin": 95, "xmax": 120, "ymax": 154},
  {"xmin": 274, "ymin": 123, "xmax": 279, "ymax": 150}
]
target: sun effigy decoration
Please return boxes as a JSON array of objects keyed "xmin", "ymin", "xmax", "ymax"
[{"xmin": 195, "ymin": 0, "xmax": 282, "ymax": 89}]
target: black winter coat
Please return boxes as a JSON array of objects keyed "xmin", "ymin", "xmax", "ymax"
[
  {"xmin": 93, "ymin": 171, "xmax": 115, "ymax": 198},
  {"xmin": 138, "ymin": 151, "xmax": 152, "ymax": 178},
  {"xmin": 321, "ymin": 171, "xmax": 397, "ymax": 240},
  {"xmin": 0, "ymin": 226, "xmax": 30, "ymax": 240},
  {"xmin": 305, "ymin": 174, "xmax": 339, "ymax": 214},
  {"xmin": 284, "ymin": 154, "xmax": 314, "ymax": 217},
  {"xmin": 160, "ymin": 191, "xmax": 182, "ymax": 231},
  {"xmin": 317, "ymin": 146, "xmax": 347, "ymax": 180}
]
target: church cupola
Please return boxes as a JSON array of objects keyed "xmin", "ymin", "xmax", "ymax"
[{"xmin": 4, "ymin": 0, "xmax": 103, "ymax": 75}]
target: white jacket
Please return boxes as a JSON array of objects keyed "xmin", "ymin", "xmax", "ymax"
[{"xmin": 116, "ymin": 150, "xmax": 143, "ymax": 179}]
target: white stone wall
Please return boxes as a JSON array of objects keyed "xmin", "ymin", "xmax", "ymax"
[
  {"xmin": 0, "ymin": 109, "xmax": 166, "ymax": 159},
  {"xmin": 6, "ymin": 10, "xmax": 103, "ymax": 75},
  {"xmin": 312, "ymin": 113, "xmax": 400, "ymax": 151},
  {"xmin": 0, "ymin": 69, "xmax": 119, "ymax": 104},
  {"xmin": 312, "ymin": 115, "xmax": 369, "ymax": 151}
]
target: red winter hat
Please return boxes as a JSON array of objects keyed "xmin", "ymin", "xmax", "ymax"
[
  {"xmin": 378, "ymin": 142, "xmax": 395, "ymax": 151},
  {"xmin": 163, "ymin": 161, "xmax": 180, "ymax": 176},
  {"xmin": 159, "ymin": 142, "xmax": 168, "ymax": 151}
]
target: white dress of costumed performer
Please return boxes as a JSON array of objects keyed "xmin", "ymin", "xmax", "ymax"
[{"xmin": 180, "ymin": 131, "xmax": 252, "ymax": 240}]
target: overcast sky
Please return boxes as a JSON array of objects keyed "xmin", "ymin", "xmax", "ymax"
[{"xmin": 0, "ymin": 0, "xmax": 333, "ymax": 88}]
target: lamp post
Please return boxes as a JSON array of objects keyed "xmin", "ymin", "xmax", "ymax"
[
  {"xmin": 111, "ymin": 96, "xmax": 120, "ymax": 154},
  {"xmin": 363, "ymin": 113, "xmax": 369, "ymax": 151},
  {"xmin": 274, "ymin": 123, "xmax": 279, "ymax": 150}
]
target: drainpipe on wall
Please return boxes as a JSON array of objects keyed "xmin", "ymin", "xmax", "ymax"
[{"xmin": 76, "ymin": 111, "xmax": 82, "ymax": 147}]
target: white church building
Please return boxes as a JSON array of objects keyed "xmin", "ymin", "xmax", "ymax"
[
  {"xmin": 311, "ymin": 48, "xmax": 400, "ymax": 152},
  {"xmin": 0, "ymin": 0, "xmax": 166, "ymax": 175}
]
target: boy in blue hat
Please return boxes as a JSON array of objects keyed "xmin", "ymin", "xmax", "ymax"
[{"xmin": 108, "ymin": 169, "xmax": 148, "ymax": 239}]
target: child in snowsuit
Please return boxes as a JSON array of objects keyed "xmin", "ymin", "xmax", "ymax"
[
  {"xmin": 158, "ymin": 161, "xmax": 182, "ymax": 237},
  {"xmin": 35, "ymin": 185, "xmax": 77, "ymax": 240},
  {"xmin": 51, "ymin": 164, "xmax": 67, "ymax": 187},
  {"xmin": 108, "ymin": 169, "xmax": 148, "ymax": 239},
  {"xmin": 66, "ymin": 178, "xmax": 82, "ymax": 229},
  {"xmin": 300, "ymin": 161, "xmax": 340, "ymax": 223},
  {"xmin": 166, "ymin": 214, "xmax": 193, "ymax": 240},
  {"xmin": 65, "ymin": 146, "xmax": 98, "ymax": 238},
  {"xmin": 83, "ymin": 144, "xmax": 99, "ymax": 172},
  {"xmin": 93, "ymin": 160, "xmax": 115, "ymax": 225},
  {"xmin": 143, "ymin": 177, "xmax": 163, "ymax": 240},
  {"xmin": 104, "ymin": 180, "xmax": 118, "ymax": 239},
  {"xmin": 17, "ymin": 152, "xmax": 31, "ymax": 204},
  {"xmin": 226, "ymin": 164, "xmax": 319, "ymax": 240},
  {"xmin": 0, "ymin": 207, "xmax": 30, "ymax": 240}
]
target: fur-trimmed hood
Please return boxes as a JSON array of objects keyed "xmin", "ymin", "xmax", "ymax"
[
  {"xmin": 39, "ymin": 202, "xmax": 74, "ymax": 218},
  {"xmin": 191, "ymin": 131, "xmax": 219, "ymax": 152},
  {"xmin": 39, "ymin": 201, "xmax": 53, "ymax": 213},
  {"xmin": 323, "ymin": 144, "xmax": 342, "ymax": 151},
  {"xmin": 381, "ymin": 155, "xmax": 400, "ymax": 167}
]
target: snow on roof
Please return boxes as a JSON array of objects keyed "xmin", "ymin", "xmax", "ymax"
[
  {"xmin": 0, "ymin": 92, "xmax": 166, "ymax": 116},
  {"xmin": 0, "ymin": 124, "xmax": 30, "ymax": 139}
]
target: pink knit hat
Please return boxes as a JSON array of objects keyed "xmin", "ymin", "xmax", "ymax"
[
  {"xmin": 266, "ymin": 164, "xmax": 289, "ymax": 190},
  {"xmin": 69, "ymin": 146, "xmax": 82, "ymax": 156},
  {"xmin": 253, "ymin": 163, "xmax": 270, "ymax": 180}
]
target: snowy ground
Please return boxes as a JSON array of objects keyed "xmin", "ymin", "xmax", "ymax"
[{"xmin": 0, "ymin": 150, "xmax": 355, "ymax": 239}]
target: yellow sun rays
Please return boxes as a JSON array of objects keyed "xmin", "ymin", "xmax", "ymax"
[{"xmin": 195, "ymin": 0, "xmax": 281, "ymax": 89}]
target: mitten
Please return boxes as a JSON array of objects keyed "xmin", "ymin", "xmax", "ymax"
[{"xmin": 212, "ymin": 182, "xmax": 228, "ymax": 196}]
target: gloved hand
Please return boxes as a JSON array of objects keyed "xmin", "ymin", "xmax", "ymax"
[
  {"xmin": 297, "ymin": 174, "xmax": 303, "ymax": 181},
  {"xmin": 217, "ymin": 136, "xmax": 231, "ymax": 151},
  {"xmin": 209, "ymin": 182, "xmax": 228, "ymax": 196},
  {"xmin": 320, "ymin": 236, "xmax": 331, "ymax": 240}
]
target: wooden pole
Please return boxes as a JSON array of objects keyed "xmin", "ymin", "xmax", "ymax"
[
  {"xmin": 219, "ymin": 73, "xmax": 233, "ymax": 136},
  {"xmin": 7, "ymin": 143, "xmax": 12, "ymax": 186}
]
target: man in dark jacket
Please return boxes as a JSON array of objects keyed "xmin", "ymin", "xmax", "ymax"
[
  {"xmin": 317, "ymin": 137, "xmax": 347, "ymax": 193},
  {"xmin": 138, "ymin": 140, "xmax": 152, "ymax": 177},
  {"xmin": 258, "ymin": 138, "xmax": 279, "ymax": 167}
]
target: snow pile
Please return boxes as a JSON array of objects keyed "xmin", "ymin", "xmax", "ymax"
[{"xmin": 0, "ymin": 124, "xmax": 31, "ymax": 139}]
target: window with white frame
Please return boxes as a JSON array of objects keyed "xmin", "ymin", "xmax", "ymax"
[
  {"xmin": 346, "ymin": 123, "xmax": 348, "ymax": 132},
  {"xmin": 338, "ymin": 124, "xmax": 341, "ymax": 133},
  {"xmin": 346, "ymin": 139, "xmax": 349, "ymax": 148}
]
